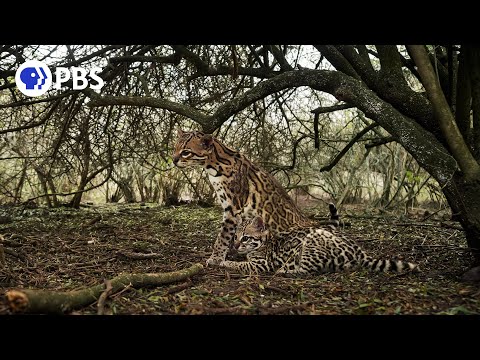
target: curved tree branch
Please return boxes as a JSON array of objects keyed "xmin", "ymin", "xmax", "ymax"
[
  {"xmin": 85, "ymin": 89, "xmax": 211, "ymax": 127},
  {"xmin": 85, "ymin": 68, "xmax": 457, "ymax": 184}
]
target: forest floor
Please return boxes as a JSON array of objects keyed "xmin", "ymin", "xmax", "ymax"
[{"xmin": 0, "ymin": 202, "xmax": 479, "ymax": 315}]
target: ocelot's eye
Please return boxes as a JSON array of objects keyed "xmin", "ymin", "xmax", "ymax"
[{"xmin": 180, "ymin": 150, "xmax": 191, "ymax": 157}]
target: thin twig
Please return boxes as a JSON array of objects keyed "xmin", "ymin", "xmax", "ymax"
[
  {"xmin": 85, "ymin": 216, "xmax": 102, "ymax": 226},
  {"xmin": 422, "ymin": 206, "xmax": 448, "ymax": 221},
  {"xmin": 413, "ymin": 244, "xmax": 477, "ymax": 251},
  {"xmin": 116, "ymin": 250, "xmax": 163, "ymax": 259},
  {"xmin": 394, "ymin": 222, "xmax": 438, "ymax": 227},
  {"xmin": 97, "ymin": 279, "xmax": 113, "ymax": 315},
  {"xmin": 164, "ymin": 279, "xmax": 192, "ymax": 295},
  {"xmin": 440, "ymin": 223, "xmax": 464, "ymax": 231},
  {"xmin": 110, "ymin": 283, "xmax": 133, "ymax": 299},
  {"xmin": 201, "ymin": 306, "xmax": 249, "ymax": 314},
  {"xmin": 264, "ymin": 285, "xmax": 293, "ymax": 297},
  {"xmin": 257, "ymin": 303, "xmax": 310, "ymax": 315}
]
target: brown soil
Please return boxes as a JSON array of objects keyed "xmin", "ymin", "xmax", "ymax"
[{"xmin": 0, "ymin": 203, "xmax": 479, "ymax": 315}]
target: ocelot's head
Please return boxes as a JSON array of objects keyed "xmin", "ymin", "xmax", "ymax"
[
  {"xmin": 172, "ymin": 129, "xmax": 214, "ymax": 168},
  {"xmin": 235, "ymin": 216, "xmax": 269, "ymax": 255}
]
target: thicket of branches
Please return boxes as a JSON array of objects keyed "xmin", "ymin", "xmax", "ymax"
[{"xmin": 0, "ymin": 45, "xmax": 449, "ymax": 213}]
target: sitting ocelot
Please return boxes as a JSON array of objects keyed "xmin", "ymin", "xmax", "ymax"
[
  {"xmin": 173, "ymin": 129, "xmax": 337, "ymax": 266},
  {"xmin": 220, "ymin": 216, "xmax": 418, "ymax": 275}
]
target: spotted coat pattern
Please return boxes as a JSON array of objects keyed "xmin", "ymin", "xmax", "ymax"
[
  {"xmin": 220, "ymin": 217, "xmax": 418, "ymax": 275},
  {"xmin": 172, "ymin": 130, "xmax": 313, "ymax": 265}
]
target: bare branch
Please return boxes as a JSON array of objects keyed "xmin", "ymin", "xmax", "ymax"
[
  {"xmin": 314, "ymin": 45, "xmax": 361, "ymax": 80},
  {"xmin": 365, "ymin": 136, "xmax": 395, "ymax": 149},
  {"xmin": 24, "ymin": 160, "xmax": 113, "ymax": 204},
  {"xmin": 0, "ymin": 91, "xmax": 75, "ymax": 110},
  {"xmin": 109, "ymin": 54, "xmax": 179, "ymax": 65},
  {"xmin": 337, "ymin": 45, "xmax": 376, "ymax": 82},
  {"xmin": 59, "ymin": 45, "xmax": 125, "ymax": 68},
  {"xmin": 170, "ymin": 45, "xmax": 209, "ymax": 71},
  {"xmin": 187, "ymin": 66, "xmax": 279, "ymax": 81},
  {"xmin": 320, "ymin": 123, "xmax": 378, "ymax": 172},
  {"xmin": 6, "ymin": 263, "xmax": 203, "ymax": 314},
  {"xmin": 85, "ymin": 89, "xmax": 210, "ymax": 127},
  {"xmin": 0, "ymin": 99, "xmax": 62, "ymax": 135},
  {"xmin": 267, "ymin": 45, "xmax": 293, "ymax": 71},
  {"xmin": 311, "ymin": 103, "xmax": 355, "ymax": 114},
  {"xmin": 271, "ymin": 135, "xmax": 310, "ymax": 171},
  {"xmin": 84, "ymin": 68, "xmax": 456, "ymax": 184}
]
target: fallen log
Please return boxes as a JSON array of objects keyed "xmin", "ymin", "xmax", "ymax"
[{"xmin": 5, "ymin": 263, "xmax": 203, "ymax": 314}]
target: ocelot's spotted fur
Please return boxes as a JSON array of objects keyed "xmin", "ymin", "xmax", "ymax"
[
  {"xmin": 173, "ymin": 130, "xmax": 320, "ymax": 265},
  {"xmin": 220, "ymin": 216, "xmax": 418, "ymax": 274}
]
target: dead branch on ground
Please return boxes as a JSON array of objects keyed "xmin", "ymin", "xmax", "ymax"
[{"xmin": 5, "ymin": 263, "xmax": 203, "ymax": 314}]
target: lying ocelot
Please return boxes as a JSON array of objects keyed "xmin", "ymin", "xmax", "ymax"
[
  {"xmin": 220, "ymin": 216, "xmax": 418, "ymax": 275},
  {"xmin": 173, "ymin": 129, "xmax": 336, "ymax": 265}
]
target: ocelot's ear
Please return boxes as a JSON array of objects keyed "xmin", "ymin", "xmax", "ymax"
[
  {"xmin": 177, "ymin": 129, "xmax": 184, "ymax": 138},
  {"xmin": 201, "ymin": 134, "xmax": 214, "ymax": 149},
  {"xmin": 252, "ymin": 216, "xmax": 267, "ymax": 231}
]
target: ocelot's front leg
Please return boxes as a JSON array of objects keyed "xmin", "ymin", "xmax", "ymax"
[
  {"xmin": 220, "ymin": 260, "xmax": 265, "ymax": 274},
  {"xmin": 206, "ymin": 210, "xmax": 241, "ymax": 266}
]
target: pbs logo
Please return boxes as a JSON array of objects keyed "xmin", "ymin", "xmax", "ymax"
[
  {"xmin": 15, "ymin": 60, "xmax": 104, "ymax": 97},
  {"xmin": 15, "ymin": 60, "xmax": 53, "ymax": 97}
]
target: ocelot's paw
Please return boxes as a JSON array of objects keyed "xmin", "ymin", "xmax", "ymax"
[{"xmin": 206, "ymin": 256, "xmax": 223, "ymax": 267}]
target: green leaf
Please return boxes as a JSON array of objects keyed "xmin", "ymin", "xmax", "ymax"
[
  {"xmin": 358, "ymin": 303, "xmax": 372, "ymax": 308},
  {"xmin": 439, "ymin": 306, "xmax": 478, "ymax": 315}
]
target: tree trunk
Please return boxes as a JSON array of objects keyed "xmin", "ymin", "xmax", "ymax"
[
  {"xmin": 34, "ymin": 168, "xmax": 52, "ymax": 208},
  {"xmin": 118, "ymin": 179, "xmax": 136, "ymax": 203},
  {"xmin": 69, "ymin": 190, "xmax": 83, "ymax": 209},
  {"xmin": 13, "ymin": 161, "xmax": 27, "ymax": 204},
  {"xmin": 69, "ymin": 179, "xmax": 88, "ymax": 209},
  {"xmin": 46, "ymin": 176, "xmax": 59, "ymax": 207},
  {"xmin": 442, "ymin": 174, "xmax": 480, "ymax": 265}
]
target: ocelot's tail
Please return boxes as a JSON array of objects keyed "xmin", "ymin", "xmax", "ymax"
[
  {"xmin": 328, "ymin": 203, "xmax": 340, "ymax": 226},
  {"xmin": 360, "ymin": 254, "xmax": 418, "ymax": 273}
]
